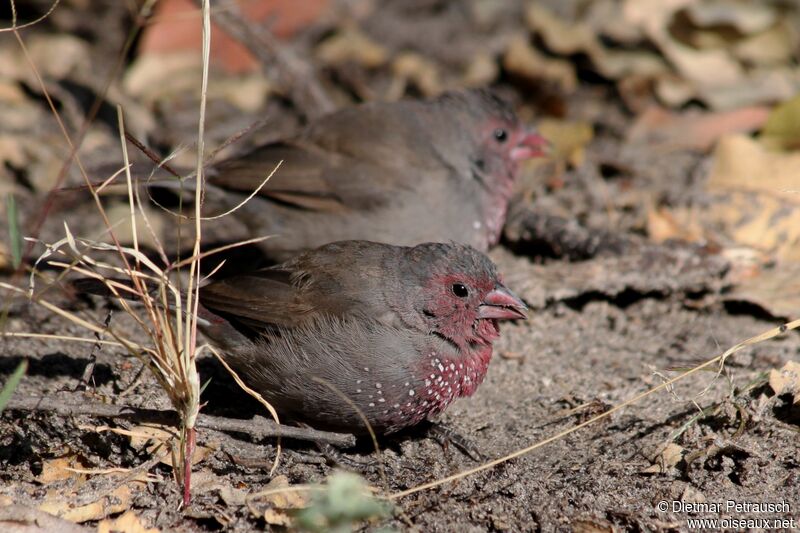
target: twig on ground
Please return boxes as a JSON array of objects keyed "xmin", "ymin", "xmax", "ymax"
[
  {"xmin": 199, "ymin": 428, "xmax": 327, "ymax": 467},
  {"xmin": 5, "ymin": 394, "xmax": 356, "ymax": 447}
]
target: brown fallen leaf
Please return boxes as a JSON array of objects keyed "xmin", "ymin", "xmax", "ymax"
[
  {"xmin": 680, "ymin": 485, "xmax": 706, "ymax": 504},
  {"xmin": 392, "ymin": 53, "xmax": 442, "ymax": 96},
  {"xmin": 646, "ymin": 205, "xmax": 704, "ymax": 244},
  {"xmin": 123, "ymin": 52, "xmax": 202, "ymax": 103},
  {"xmin": 769, "ymin": 361, "xmax": 800, "ymax": 404},
  {"xmin": 97, "ymin": 510, "xmax": 160, "ymax": 533},
  {"xmin": 537, "ymin": 119, "xmax": 593, "ymax": 168},
  {"xmin": 316, "ymin": 28, "xmax": 389, "ymax": 69},
  {"xmin": 503, "ymin": 35, "xmax": 576, "ymax": 93},
  {"xmin": 623, "ymin": 0, "xmax": 800, "ymax": 109},
  {"xmin": 527, "ymin": 3, "xmax": 667, "ymax": 81},
  {"xmin": 685, "ymin": 1, "xmax": 776, "ymax": 35},
  {"xmin": 644, "ymin": 131, "xmax": 800, "ymax": 273},
  {"xmin": 27, "ymin": 34, "xmax": 92, "ymax": 81},
  {"xmin": 643, "ymin": 442, "xmax": 685, "ymax": 473},
  {"xmin": 706, "ymin": 134, "xmax": 800, "ymax": 262},
  {"xmin": 39, "ymin": 484, "xmax": 134, "ymax": 524},
  {"xmin": 37, "ymin": 455, "xmax": 90, "ymax": 485},
  {"xmin": 571, "ymin": 518, "xmax": 615, "ymax": 533},
  {"xmin": 526, "ymin": 4, "xmax": 596, "ymax": 56},
  {"xmin": 248, "ymin": 475, "xmax": 308, "ymax": 526},
  {"xmin": 734, "ymin": 22, "xmax": 796, "ymax": 67},
  {"xmin": 759, "ymin": 93, "xmax": 800, "ymax": 151},
  {"xmin": 462, "ymin": 53, "xmax": 499, "ymax": 88},
  {"xmin": 0, "ymin": 504, "xmax": 90, "ymax": 533},
  {"xmin": 725, "ymin": 262, "xmax": 800, "ymax": 319}
]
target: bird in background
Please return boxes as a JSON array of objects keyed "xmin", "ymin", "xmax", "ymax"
[{"xmin": 190, "ymin": 88, "xmax": 548, "ymax": 262}]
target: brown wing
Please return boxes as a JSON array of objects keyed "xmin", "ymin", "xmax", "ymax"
[
  {"xmin": 199, "ymin": 241, "xmax": 403, "ymax": 335},
  {"xmin": 207, "ymin": 139, "xmax": 415, "ymax": 213},
  {"xmin": 199, "ymin": 267, "xmax": 317, "ymax": 331}
]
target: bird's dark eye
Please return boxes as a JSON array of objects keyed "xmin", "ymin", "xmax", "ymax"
[
  {"xmin": 451, "ymin": 283, "xmax": 469, "ymax": 298},
  {"xmin": 493, "ymin": 129, "xmax": 508, "ymax": 143}
]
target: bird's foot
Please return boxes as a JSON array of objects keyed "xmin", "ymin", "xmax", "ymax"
[{"xmin": 425, "ymin": 422, "xmax": 486, "ymax": 461}]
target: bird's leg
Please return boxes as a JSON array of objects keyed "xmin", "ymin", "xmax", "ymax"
[{"xmin": 425, "ymin": 421, "xmax": 486, "ymax": 461}]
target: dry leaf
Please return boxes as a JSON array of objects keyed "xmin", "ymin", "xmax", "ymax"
[
  {"xmin": 698, "ymin": 68, "xmax": 800, "ymax": 111},
  {"xmin": 211, "ymin": 75, "xmax": 271, "ymax": 113},
  {"xmin": 39, "ymin": 484, "xmax": 133, "ymax": 524},
  {"xmin": 0, "ymin": 504, "xmax": 89, "ymax": 533},
  {"xmin": 37, "ymin": 456, "xmax": 90, "ymax": 485},
  {"xmin": 725, "ymin": 263, "xmax": 800, "ymax": 318},
  {"xmin": 503, "ymin": 35, "xmax": 576, "ymax": 92},
  {"xmin": 219, "ymin": 485, "xmax": 248, "ymax": 507},
  {"xmin": 680, "ymin": 485, "xmax": 706, "ymax": 504},
  {"xmin": 316, "ymin": 28, "xmax": 388, "ymax": 68},
  {"xmin": 622, "ymin": 0, "xmax": 800, "ymax": 109},
  {"xmin": 593, "ymin": 49, "xmax": 667, "ymax": 80},
  {"xmin": 655, "ymin": 74, "xmax": 696, "ymax": 108},
  {"xmin": 769, "ymin": 361, "xmax": 800, "ymax": 403},
  {"xmin": 126, "ymin": 51, "xmax": 273, "ymax": 112},
  {"xmin": 571, "ymin": 518, "xmax": 615, "ymax": 533},
  {"xmin": 643, "ymin": 443, "xmax": 685, "ymax": 473},
  {"xmin": 0, "ymin": 136, "xmax": 28, "ymax": 175},
  {"xmin": 250, "ymin": 475, "xmax": 308, "ymax": 526},
  {"xmin": 27, "ymin": 34, "xmax": 92, "ymax": 81},
  {"xmin": 734, "ymin": 23, "xmax": 796, "ymax": 67},
  {"xmin": 709, "ymin": 134, "xmax": 800, "ymax": 196},
  {"xmin": 97, "ymin": 510, "xmax": 159, "ymax": 533},
  {"xmin": 586, "ymin": 0, "xmax": 644, "ymax": 44},
  {"xmin": 655, "ymin": 32, "xmax": 744, "ymax": 91},
  {"xmin": 537, "ymin": 119, "xmax": 593, "ymax": 167},
  {"xmin": 261, "ymin": 475, "xmax": 307, "ymax": 509},
  {"xmin": 462, "ymin": 53, "xmax": 498, "ymax": 88},
  {"xmin": 527, "ymin": 3, "xmax": 666, "ymax": 81},
  {"xmin": 124, "ymin": 52, "xmax": 202, "ymax": 103},
  {"xmin": 760, "ymin": 94, "xmax": 800, "ymax": 151},
  {"xmin": 392, "ymin": 53, "xmax": 442, "ymax": 96},
  {"xmin": 526, "ymin": 4, "xmax": 596, "ymax": 56},
  {"xmin": 263, "ymin": 509, "xmax": 293, "ymax": 527},
  {"xmin": 685, "ymin": 1, "xmax": 776, "ymax": 35},
  {"xmin": 704, "ymin": 134, "xmax": 800, "ymax": 262},
  {"xmin": 646, "ymin": 205, "xmax": 704, "ymax": 244}
]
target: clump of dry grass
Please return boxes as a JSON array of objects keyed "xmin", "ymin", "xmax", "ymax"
[
  {"xmin": 29, "ymin": 219, "xmax": 202, "ymax": 505},
  {"xmin": 0, "ymin": 0, "xmax": 242, "ymax": 506}
]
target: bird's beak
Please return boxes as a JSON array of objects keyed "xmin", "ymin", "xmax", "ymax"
[
  {"xmin": 510, "ymin": 130, "xmax": 550, "ymax": 161},
  {"xmin": 478, "ymin": 285, "xmax": 528, "ymax": 320}
]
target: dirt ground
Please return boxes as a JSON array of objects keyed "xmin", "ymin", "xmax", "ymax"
[{"xmin": 1, "ymin": 1, "xmax": 799, "ymax": 531}]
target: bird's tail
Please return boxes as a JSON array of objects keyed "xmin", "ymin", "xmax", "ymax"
[{"xmin": 55, "ymin": 162, "xmax": 201, "ymax": 195}]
